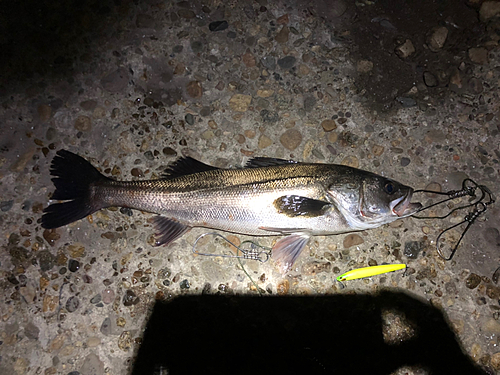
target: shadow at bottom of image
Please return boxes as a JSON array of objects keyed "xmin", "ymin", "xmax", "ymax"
[{"xmin": 131, "ymin": 290, "xmax": 490, "ymax": 375}]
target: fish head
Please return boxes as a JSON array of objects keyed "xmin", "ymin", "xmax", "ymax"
[{"xmin": 328, "ymin": 171, "xmax": 422, "ymax": 229}]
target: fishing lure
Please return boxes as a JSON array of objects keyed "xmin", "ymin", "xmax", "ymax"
[{"xmin": 336, "ymin": 264, "xmax": 406, "ymax": 282}]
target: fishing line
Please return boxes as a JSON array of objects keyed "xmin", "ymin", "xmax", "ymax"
[
  {"xmin": 412, "ymin": 179, "xmax": 495, "ymax": 261},
  {"xmin": 192, "ymin": 232, "xmax": 272, "ymax": 295}
]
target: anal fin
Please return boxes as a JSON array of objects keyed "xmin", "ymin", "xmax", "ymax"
[
  {"xmin": 152, "ymin": 216, "xmax": 190, "ymax": 246},
  {"xmin": 272, "ymin": 233, "xmax": 310, "ymax": 273}
]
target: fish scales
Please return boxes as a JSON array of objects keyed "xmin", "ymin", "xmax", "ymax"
[{"xmin": 96, "ymin": 164, "xmax": 344, "ymax": 236}]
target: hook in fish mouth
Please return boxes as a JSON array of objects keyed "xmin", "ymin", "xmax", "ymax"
[{"xmin": 391, "ymin": 190, "xmax": 423, "ymax": 217}]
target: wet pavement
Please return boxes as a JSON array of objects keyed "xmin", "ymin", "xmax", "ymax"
[{"xmin": 1, "ymin": 0, "xmax": 500, "ymax": 374}]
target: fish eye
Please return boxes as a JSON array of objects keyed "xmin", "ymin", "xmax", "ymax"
[{"xmin": 384, "ymin": 181, "xmax": 397, "ymax": 195}]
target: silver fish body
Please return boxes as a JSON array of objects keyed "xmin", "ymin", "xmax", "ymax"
[{"xmin": 42, "ymin": 151, "xmax": 422, "ymax": 271}]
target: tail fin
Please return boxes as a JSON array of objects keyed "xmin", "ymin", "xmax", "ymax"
[{"xmin": 41, "ymin": 150, "xmax": 108, "ymax": 229}]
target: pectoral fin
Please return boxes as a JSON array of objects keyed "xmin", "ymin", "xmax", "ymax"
[
  {"xmin": 272, "ymin": 233, "xmax": 311, "ymax": 273},
  {"xmin": 274, "ymin": 195, "xmax": 330, "ymax": 218},
  {"xmin": 152, "ymin": 216, "xmax": 191, "ymax": 246}
]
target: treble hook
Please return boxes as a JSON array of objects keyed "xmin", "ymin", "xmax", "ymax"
[
  {"xmin": 192, "ymin": 232, "xmax": 272, "ymax": 263},
  {"xmin": 435, "ymin": 201, "xmax": 488, "ymax": 261},
  {"xmin": 413, "ymin": 178, "xmax": 482, "ymax": 219},
  {"xmin": 413, "ymin": 178, "xmax": 495, "ymax": 261}
]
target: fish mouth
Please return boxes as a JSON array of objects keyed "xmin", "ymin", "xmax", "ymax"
[{"xmin": 391, "ymin": 190, "xmax": 423, "ymax": 217}]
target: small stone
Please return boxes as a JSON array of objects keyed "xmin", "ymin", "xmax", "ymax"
[
  {"xmin": 209, "ymin": 20, "xmax": 228, "ymax": 31},
  {"xmin": 236, "ymin": 134, "xmax": 245, "ymax": 144},
  {"xmin": 303, "ymin": 96, "xmax": 316, "ymax": 112},
  {"xmin": 357, "ymin": 60, "xmax": 373, "ymax": 73},
  {"xmin": 174, "ymin": 63, "xmax": 185, "ymax": 75},
  {"xmin": 480, "ymin": 1, "xmax": 500, "ymax": 22},
  {"xmin": 242, "ymin": 52, "xmax": 256, "ymax": 67},
  {"xmin": 341, "ymin": 156, "xmax": 359, "ymax": 168},
  {"xmin": 201, "ymin": 130, "xmax": 214, "ymax": 140},
  {"xmin": 177, "ymin": 9, "xmax": 196, "ymax": 19},
  {"xmin": 372, "ymin": 144, "xmax": 384, "ymax": 156},
  {"xmin": 257, "ymin": 89, "xmax": 274, "ymax": 98},
  {"xmin": 396, "ymin": 97, "xmax": 416, "ymax": 107},
  {"xmin": 343, "ymin": 234, "xmax": 364, "ymax": 248},
  {"xmin": 102, "ymin": 288, "xmax": 115, "ymax": 304},
  {"xmin": 229, "ymin": 94, "xmax": 252, "ymax": 112},
  {"xmin": 118, "ymin": 331, "xmax": 133, "ymax": 351},
  {"xmin": 190, "ymin": 40, "xmax": 203, "ymax": 53},
  {"xmin": 117, "ymin": 317, "xmax": 126, "ymax": 327},
  {"xmin": 38, "ymin": 104, "xmax": 52, "ymax": 122},
  {"xmin": 131, "ymin": 168, "xmax": 144, "ymax": 178},
  {"xmin": 100, "ymin": 317, "xmax": 112, "ymax": 335},
  {"xmin": 242, "ymin": 130, "xmax": 255, "ymax": 140},
  {"xmin": 260, "ymin": 109, "xmax": 280, "ymax": 123},
  {"xmin": 37, "ymin": 250, "xmax": 55, "ymax": 271},
  {"xmin": 275, "ymin": 26, "xmax": 289, "ymax": 44},
  {"xmin": 66, "ymin": 296, "xmax": 79, "ymax": 312},
  {"xmin": 298, "ymin": 64, "xmax": 310, "ymax": 76},
  {"xmin": 277, "ymin": 279, "xmax": 290, "ymax": 295},
  {"xmin": 87, "ymin": 336, "xmax": 101, "ymax": 347},
  {"xmin": 163, "ymin": 147, "xmax": 177, "ymax": 156},
  {"xmin": 185, "ymin": 113, "xmax": 194, "ymax": 125},
  {"xmin": 24, "ymin": 321, "xmax": 40, "ymax": 340},
  {"xmin": 403, "ymin": 241, "xmax": 423, "ymax": 259},
  {"xmin": 277, "ymin": 13, "xmax": 289, "ymax": 24},
  {"xmin": 180, "ymin": 279, "xmax": 190, "ymax": 289},
  {"xmin": 469, "ymin": 47, "xmax": 488, "ymax": 65},
  {"xmin": 465, "ymin": 273, "xmax": 481, "ymax": 289},
  {"xmin": 90, "ymin": 294, "xmax": 102, "ymax": 304},
  {"xmin": 186, "ymin": 81, "xmax": 202, "ymax": 98},
  {"xmin": 261, "ymin": 56, "xmax": 276, "ymax": 71},
  {"xmin": 74, "ymin": 116, "xmax": 91, "ymax": 132},
  {"xmin": 278, "ymin": 56, "xmax": 296, "ymax": 69},
  {"xmin": 321, "ymin": 119, "xmax": 337, "ymax": 132},
  {"xmin": 1, "ymin": 200, "xmax": 14, "ymax": 212},
  {"xmin": 123, "ymin": 289, "xmax": 140, "ymax": 306},
  {"xmin": 491, "ymin": 352, "xmax": 500, "ymax": 370},
  {"xmin": 68, "ymin": 259, "xmax": 80, "ymax": 272},
  {"xmin": 280, "ymin": 129, "xmax": 302, "ymax": 150},
  {"xmin": 427, "ymin": 26, "xmax": 448, "ymax": 52},
  {"xmin": 395, "ymin": 39, "xmax": 415, "ymax": 59},
  {"xmin": 400, "ymin": 157, "xmax": 411, "ymax": 167},
  {"xmin": 43, "ymin": 229, "xmax": 60, "ymax": 246},
  {"xmin": 200, "ymin": 106, "xmax": 211, "ymax": 116},
  {"xmin": 258, "ymin": 135, "xmax": 273, "ymax": 149},
  {"xmin": 423, "ymin": 71, "xmax": 438, "ymax": 87}
]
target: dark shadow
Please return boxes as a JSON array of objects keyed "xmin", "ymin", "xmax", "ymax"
[
  {"xmin": 131, "ymin": 290, "xmax": 489, "ymax": 375},
  {"xmin": 0, "ymin": 0, "xmax": 120, "ymax": 86}
]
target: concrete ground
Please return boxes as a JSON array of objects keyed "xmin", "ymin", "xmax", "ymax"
[{"xmin": 1, "ymin": 0, "xmax": 500, "ymax": 374}]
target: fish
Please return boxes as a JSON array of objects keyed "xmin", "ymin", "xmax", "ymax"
[{"xmin": 41, "ymin": 150, "xmax": 422, "ymax": 272}]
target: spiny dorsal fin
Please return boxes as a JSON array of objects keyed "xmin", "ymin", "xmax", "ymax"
[
  {"xmin": 162, "ymin": 157, "xmax": 220, "ymax": 178},
  {"xmin": 245, "ymin": 157, "xmax": 297, "ymax": 168}
]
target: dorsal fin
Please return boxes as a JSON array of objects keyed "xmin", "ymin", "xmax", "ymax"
[
  {"xmin": 162, "ymin": 157, "xmax": 220, "ymax": 178},
  {"xmin": 245, "ymin": 157, "xmax": 297, "ymax": 168}
]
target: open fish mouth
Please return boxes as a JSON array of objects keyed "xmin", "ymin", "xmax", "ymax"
[{"xmin": 391, "ymin": 190, "xmax": 423, "ymax": 217}]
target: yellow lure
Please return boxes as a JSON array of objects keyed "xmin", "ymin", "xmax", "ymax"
[{"xmin": 337, "ymin": 264, "xmax": 406, "ymax": 282}]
